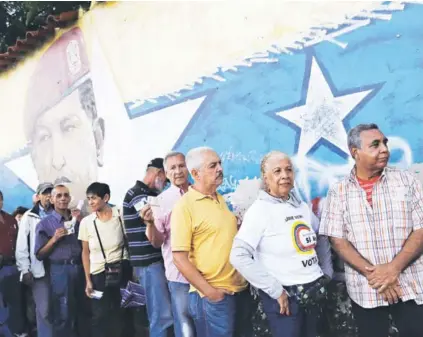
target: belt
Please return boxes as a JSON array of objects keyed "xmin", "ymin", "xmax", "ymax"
[{"xmin": 50, "ymin": 258, "xmax": 82, "ymax": 265}]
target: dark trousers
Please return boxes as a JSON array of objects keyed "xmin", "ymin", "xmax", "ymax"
[
  {"xmin": 259, "ymin": 290, "xmax": 318, "ymax": 337},
  {"xmin": 351, "ymin": 299, "xmax": 423, "ymax": 337},
  {"xmin": 50, "ymin": 264, "xmax": 91, "ymax": 337},
  {"xmin": 90, "ymin": 260, "xmax": 132, "ymax": 337},
  {"xmin": 0, "ymin": 265, "xmax": 26, "ymax": 335},
  {"xmin": 188, "ymin": 288, "xmax": 253, "ymax": 337}
]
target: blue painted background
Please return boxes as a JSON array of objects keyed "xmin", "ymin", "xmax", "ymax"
[{"xmin": 1, "ymin": 3, "xmax": 422, "ymax": 213}]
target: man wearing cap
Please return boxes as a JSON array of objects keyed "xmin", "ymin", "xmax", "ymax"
[
  {"xmin": 24, "ymin": 27, "xmax": 104, "ymax": 208},
  {"xmin": 16, "ymin": 183, "xmax": 54, "ymax": 337},
  {"xmin": 0, "ymin": 190, "xmax": 27, "ymax": 337},
  {"xmin": 122, "ymin": 158, "xmax": 174, "ymax": 337},
  {"xmin": 34, "ymin": 184, "xmax": 89, "ymax": 337}
]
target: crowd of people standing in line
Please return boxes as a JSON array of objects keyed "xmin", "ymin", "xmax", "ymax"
[{"xmin": 0, "ymin": 123, "xmax": 422, "ymax": 337}]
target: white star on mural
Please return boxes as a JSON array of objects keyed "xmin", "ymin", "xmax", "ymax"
[{"xmin": 276, "ymin": 57, "xmax": 374, "ymax": 157}]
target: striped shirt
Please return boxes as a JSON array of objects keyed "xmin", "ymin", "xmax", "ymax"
[
  {"xmin": 320, "ymin": 166, "xmax": 423, "ymax": 308},
  {"xmin": 357, "ymin": 175, "xmax": 380, "ymax": 206},
  {"xmin": 122, "ymin": 181, "xmax": 163, "ymax": 267}
]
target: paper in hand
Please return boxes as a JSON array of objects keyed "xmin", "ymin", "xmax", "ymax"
[
  {"xmin": 134, "ymin": 199, "xmax": 147, "ymax": 212},
  {"xmin": 64, "ymin": 220, "xmax": 75, "ymax": 235},
  {"xmin": 91, "ymin": 290, "xmax": 104, "ymax": 300},
  {"xmin": 147, "ymin": 196, "xmax": 159, "ymax": 207}
]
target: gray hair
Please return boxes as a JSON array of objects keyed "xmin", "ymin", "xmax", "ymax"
[
  {"xmin": 186, "ymin": 146, "xmax": 216, "ymax": 173},
  {"xmin": 164, "ymin": 151, "xmax": 185, "ymax": 170},
  {"xmin": 51, "ymin": 184, "xmax": 69, "ymax": 197},
  {"xmin": 347, "ymin": 123, "xmax": 379, "ymax": 150},
  {"xmin": 260, "ymin": 151, "xmax": 291, "ymax": 190}
]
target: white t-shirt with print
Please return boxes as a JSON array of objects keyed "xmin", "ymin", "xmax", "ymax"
[
  {"xmin": 236, "ymin": 200, "xmax": 323, "ymax": 286},
  {"xmin": 78, "ymin": 207, "xmax": 129, "ymax": 275}
]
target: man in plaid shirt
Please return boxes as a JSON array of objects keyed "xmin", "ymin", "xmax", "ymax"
[{"xmin": 320, "ymin": 123, "xmax": 423, "ymax": 337}]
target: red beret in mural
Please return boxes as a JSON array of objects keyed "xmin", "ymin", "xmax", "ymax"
[{"xmin": 24, "ymin": 27, "xmax": 90, "ymax": 140}]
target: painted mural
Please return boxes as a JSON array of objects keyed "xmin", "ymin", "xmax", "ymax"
[{"xmin": 0, "ymin": 2, "xmax": 422, "ymax": 336}]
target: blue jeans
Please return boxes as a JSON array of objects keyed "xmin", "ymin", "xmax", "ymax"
[
  {"xmin": 50, "ymin": 264, "xmax": 90, "ymax": 337},
  {"xmin": 0, "ymin": 265, "xmax": 26, "ymax": 335},
  {"xmin": 135, "ymin": 262, "xmax": 173, "ymax": 337},
  {"xmin": 168, "ymin": 281, "xmax": 195, "ymax": 337},
  {"xmin": 259, "ymin": 290, "xmax": 318, "ymax": 337},
  {"xmin": 32, "ymin": 276, "xmax": 53, "ymax": 337},
  {"xmin": 188, "ymin": 288, "xmax": 253, "ymax": 337}
]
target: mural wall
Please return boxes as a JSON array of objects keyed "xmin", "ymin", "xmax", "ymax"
[
  {"xmin": 0, "ymin": 1, "xmax": 422, "ymax": 335},
  {"xmin": 0, "ymin": 1, "xmax": 422, "ymax": 214}
]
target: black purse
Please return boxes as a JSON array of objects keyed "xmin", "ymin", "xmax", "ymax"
[
  {"xmin": 286, "ymin": 275, "xmax": 330, "ymax": 311},
  {"xmin": 93, "ymin": 215, "xmax": 126, "ymax": 288}
]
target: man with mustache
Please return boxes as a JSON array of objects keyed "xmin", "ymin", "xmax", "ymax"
[
  {"xmin": 171, "ymin": 147, "xmax": 251, "ymax": 337},
  {"xmin": 320, "ymin": 123, "xmax": 423, "ymax": 337},
  {"xmin": 16, "ymin": 183, "xmax": 54, "ymax": 337},
  {"xmin": 34, "ymin": 184, "xmax": 90, "ymax": 337},
  {"xmin": 141, "ymin": 152, "xmax": 195, "ymax": 337},
  {"xmin": 24, "ymin": 28, "xmax": 104, "ymax": 212}
]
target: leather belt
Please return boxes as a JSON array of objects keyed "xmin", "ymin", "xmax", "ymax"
[{"xmin": 50, "ymin": 258, "xmax": 82, "ymax": 265}]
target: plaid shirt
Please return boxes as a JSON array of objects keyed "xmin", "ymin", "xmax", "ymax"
[{"xmin": 320, "ymin": 166, "xmax": 423, "ymax": 308}]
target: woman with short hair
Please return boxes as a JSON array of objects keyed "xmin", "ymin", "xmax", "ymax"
[
  {"xmin": 79, "ymin": 182, "xmax": 131, "ymax": 337},
  {"xmin": 230, "ymin": 151, "xmax": 333, "ymax": 337}
]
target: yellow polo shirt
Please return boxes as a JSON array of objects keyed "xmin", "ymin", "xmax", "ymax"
[{"xmin": 171, "ymin": 187, "xmax": 247, "ymax": 294}]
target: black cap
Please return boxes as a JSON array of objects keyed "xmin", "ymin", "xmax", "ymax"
[{"xmin": 147, "ymin": 158, "xmax": 164, "ymax": 170}]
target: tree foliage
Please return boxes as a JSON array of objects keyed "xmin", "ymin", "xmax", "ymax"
[{"xmin": 0, "ymin": 1, "xmax": 91, "ymax": 53}]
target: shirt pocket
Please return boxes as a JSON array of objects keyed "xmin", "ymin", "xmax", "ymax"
[
  {"xmin": 388, "ymin": 186, "xmax": 413, "ymax": 239},
  {"xmin": 390, "ymin": 187, "xmax": 409, "ymax": 202}
]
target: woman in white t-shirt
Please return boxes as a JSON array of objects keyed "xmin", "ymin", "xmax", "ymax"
[
  {"xmin": 230, "ymin": 151, "xmax": 333, "ymax": 337},
  {"xmin": 78, "ymin": 182, "xmax": 131, "ymax": 337}
]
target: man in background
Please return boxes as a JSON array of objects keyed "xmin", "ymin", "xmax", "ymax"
[
  {"xmin": 16, "ymin": 183, "xmax": 54, "ymax": 337},
  {"xmin": 152, "ymin": 152, "xmax": 195, "ymax": 337},
  {"xmin": 0, "ymin": 190, "xmax": 27, "ymax": 337},
  {"xmin": 122, "ymin": 158, "xmax": 173, "ymax": 337}
]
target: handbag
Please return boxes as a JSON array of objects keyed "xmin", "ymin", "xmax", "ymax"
[
  {"xmin": 286, "ymin": 275, "xmax": 330, "ymax": 311},
  {"xmin": 93, "ymin": 214, "xmax": 127, "ymax": 287}
]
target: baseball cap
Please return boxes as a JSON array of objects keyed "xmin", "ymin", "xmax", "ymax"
[
  {"xmin": 36, "ymin": 183, "xmax": 54, "ymax": 195},
  {"xmin": 147, "ymin": 158, "xmax": 165, "ymax": 170}
]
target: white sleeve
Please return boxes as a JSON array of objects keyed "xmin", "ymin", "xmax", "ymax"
[
  {"xmin": 235, "ymin": 203, "xmax": 266, "ymax": 250},
  {"xmin": 15, "ymin": 212, "xmax": 31, "ymax": 276}
]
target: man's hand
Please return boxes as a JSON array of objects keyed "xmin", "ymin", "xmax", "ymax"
[
  {"xmin": 365, "ymin": 263, "xmax": 401, "ymax": 293},
  {"xmin": 85, "ymin": 279, "xmax": 94, "ymax": 298},
  {"xmin": 379, "ymin": 285, "xmax": 402, "ymax": 304},
  {"xmin": 52, "ymin": 228, "xmax": 68, "ymax": 243},
  {"xmin": 205, "ymin": 287, "xmax": 234, "ymax": 303},
  {"xmin": 140, "ymin": 205, "xmax": 154, "ymax": 224},
  {"xmin": 277, "ymin": 292, "xmax": 290, "ymax": 316},
  {"xmin": 22, "ymin": 272, "xmax": 34, "ymax": 286}
]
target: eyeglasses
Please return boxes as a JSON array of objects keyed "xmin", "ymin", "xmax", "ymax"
[{"xmin": 55, "ymin": 193, "xmax": 70, "ymax": 199}]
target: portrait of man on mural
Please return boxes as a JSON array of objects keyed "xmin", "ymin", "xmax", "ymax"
[{"xmin": 23, "ymin": 27, "xmax": 104, "ymax": 210}]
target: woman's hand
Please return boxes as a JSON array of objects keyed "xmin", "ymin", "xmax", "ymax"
[
  {"xmin": 277, "ymin": 292, "xmax": 290, "ymax": 316},
  {"xmin": 85, "ymin": 279, "xmax": 94, "ymax": 298}
]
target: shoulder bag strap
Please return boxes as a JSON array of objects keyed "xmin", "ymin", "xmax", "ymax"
[
  {"xmin": 117, "ymin": 211, "xmax": 127, "ymax": 260},
  {"xmin": 93, "ymin": 219, "xmax": 107, "ymax": 262}
]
